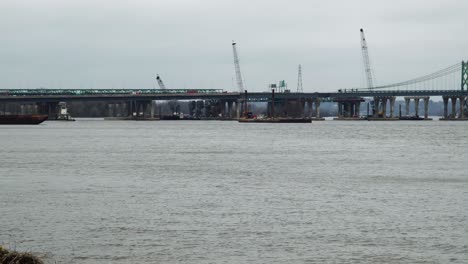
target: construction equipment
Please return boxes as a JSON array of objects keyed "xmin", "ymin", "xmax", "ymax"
[
  {"xmin": 232, "ymin": 41, "xmax": 245, "ymax": 93},
  {"xmin": 360, "ymin": 29, "xmax": 374, "ymax": 89},
  {"xmin": 155, "ymin": 74, "xmax": 180, "ymax": 116},
  {"xmin": 297, "ymin": 64, "xmax": 303, "ymax": 93},
  {"xmin": 156, "ymin": 74, "xmax": 167, "ymax": 90}
]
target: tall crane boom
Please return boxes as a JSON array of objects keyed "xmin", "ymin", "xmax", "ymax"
[
  {"xmin": 232, "ymin": 42, "xmax": 245, "ymax": 93},
  {"xmin": 156, "ymin": 74, "xmax": 167, "ymax": 90},
  {"xmin": 360, "ymin": 28, "xmax": 374, "ymax": 89}
]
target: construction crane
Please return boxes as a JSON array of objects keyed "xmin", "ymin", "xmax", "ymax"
[
  {"xmin": 360, "ymin": 28, "xmax": 374, "ymax": 89},
  {"xmin": 297, "ymin": 64, "xmax": 303, "ymax": 93},
  {"xmin": 155, "ymin": 74, "xmax": 180, "ymax": 116},
  {"xmin": 156, "ymin": 74, "xmax": 167, "ymax": 90},
  {"xmin": 232, "ymin": 41, "xmax": 245, "ymax": 93}
]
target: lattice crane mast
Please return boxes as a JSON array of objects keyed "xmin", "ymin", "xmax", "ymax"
[
  {"xmin": 360, "ymin": 28, "xmax": 374, "ymax": 89},
  {"xmin": 232, "ymin": 41, "xmax": 245, "ymax": 93}
]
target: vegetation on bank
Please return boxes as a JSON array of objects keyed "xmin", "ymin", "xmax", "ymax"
[{"xmin": 0, "ymin": 246, "xmax": 43, "ymax": 264}]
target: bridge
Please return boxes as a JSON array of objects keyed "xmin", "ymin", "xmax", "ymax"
[{"xmin": 0, "ymin": 61, "xmax": 467, "ymax": 120}]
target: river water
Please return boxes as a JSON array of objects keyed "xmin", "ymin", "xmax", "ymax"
[{"xmin": 0, "ymin": 119, "xmax": 467, "ymax": 263}]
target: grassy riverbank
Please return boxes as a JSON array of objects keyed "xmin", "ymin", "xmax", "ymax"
[{"xmin": 0, "ymin": 246, "xmax": 43, "ymax": 264}]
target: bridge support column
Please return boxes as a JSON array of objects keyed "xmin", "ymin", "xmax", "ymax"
[
  {"xmin": 142, "ymin": 101, "xmax": 150, "ymax": 117},
  {"xmin": 414, "ymin": 98, "xmax": 420, "ymax": 117},
  {"xmin": 301, "ymin": 98, "xmax": 306, "ymax": 118},
  {"xmin": 343, "ymin": 102, "xmax": 349, "ymax": 117},
  {"xmin": 389, "ymin": 97, "xmax": 396, "ymax": 118},
  {"xmin": 451, "ymin": 97, "xmax": 457, "ymax": 119},
  {"xmin": 150, "ymin": 100, "xmax": 155, "ymax": 118},
  {"xmin": 227, "ymin": 101, "xmax": 233, "ymax": 118},
  {"xmin": 355, "ymin": 102, "xmax": 361, "ymax": 117},
  {"xmin": 305, "ymin": 99, "xmax": 312, "ymax": 118},
  {"xmin": 315, "ymin": 99, "xmax": 321, "ymax": 118},
  {"xmin": 20, "ymin": 104, "xmax": 26, "ymax": 115},
  {"xmin": 459, "ymin": 96, "xmax": 465, "ymax": 119},
  {"xmin": 237, "ymin": 99, "xmax": 243, "ymax": 118},
  {"xmin": 423, "ymin": 97, "xmax": 430, "ymax": 119},
  {"xmin": 107, "ymin": 103, "xmax": 117, "ymax": 117},
  {"xmin": 126, "ymin": 101, "xmax": 133, "ymax": 117},
  {"xmin": 404, "ymin": 97, "xmax": 410, "ymax": 115},
  {"xmin": 338, "ymin": 102, "xmax": 343, "ymax": 118},
  {"xmin": 373, "ymin": 97, "xmax": 380, "ymax": 117},
  {"xmin": 442, "ymin": 96, "xmax": 449, "ymax": 119},
  {"xmin": 381, "ymin": 98, "xmax": 387, "ymax": 117}
]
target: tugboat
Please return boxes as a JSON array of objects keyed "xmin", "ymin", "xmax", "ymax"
[
  {"xmin": 54, "ymin": 102, "xmax": 75, "ymax": 121},
  {"xmin": 0, "ymin": 114, "xmax": 48, "ymax": 125}
]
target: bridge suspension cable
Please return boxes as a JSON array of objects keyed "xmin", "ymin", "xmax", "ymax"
[{"xmin": 356, "ymin": 62, "xmax": 462, "ymax": 91}]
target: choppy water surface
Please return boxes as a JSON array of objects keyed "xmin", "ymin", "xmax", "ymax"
[{"xmin": 0, "ymin": 120, "xmax": 467, "ymax": 263}]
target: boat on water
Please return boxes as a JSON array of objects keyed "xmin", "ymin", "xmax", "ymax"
[
  {"xmin": 0, "ymin": 115, "xmax": 48, "ymax": 125},
  {"xmin": 160, "ymin": 115, "xmax": 181, "ymax": 120},
  {"xmin": 239, "ymin": 117, "xmax": 311, "ymax": 123},
  {"xmin": 399, "ymin": 115, "xmax": 425, "ymax": 121},
  {"xmin": 238, "ymin": 89, "xmax": 312, "ymax": 123}
]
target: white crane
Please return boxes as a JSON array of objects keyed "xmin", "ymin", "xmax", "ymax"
[
  {"xmin": 156, "ymin": 74, "xmax": 167, "ymax": 90},
  {"xmin": 232, "ymin": 41, "xmax": 245, "ymax": 93},
  {"xmin": 360, "ymin": 28, "xmax": 374, "ymax": 89}
]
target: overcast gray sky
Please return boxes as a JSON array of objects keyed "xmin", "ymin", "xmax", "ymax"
[{"xmin": 1, "ymin": 0, "xmax": 467, "ymax": 92}]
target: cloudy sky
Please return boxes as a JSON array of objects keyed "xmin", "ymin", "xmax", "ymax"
[{"xmin": 1, "ymin": 0, "xmax": 467, "ymax": 92}]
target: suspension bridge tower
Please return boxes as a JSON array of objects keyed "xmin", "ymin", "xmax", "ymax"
[{"xmin": 462, "ymin": 61, "xmax": 468, "ymax": 92}]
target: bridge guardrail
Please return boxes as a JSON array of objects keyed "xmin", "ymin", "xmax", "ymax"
[{"xmin": 0, "ymin": 89, "xmax": 225, "ymax": 96}]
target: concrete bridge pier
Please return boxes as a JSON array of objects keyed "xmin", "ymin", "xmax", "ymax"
[
  {"xmin": 227, "ymin": 101, "xmax": 233, "ymax": 118},
  {"xmin": 337, "ymin": 102, "xmax": 343, "ymax": 118},
  {"xmin": 305, "ymin": 99, "xmax": 312, "ymax": 118},
  {"xmin": 315, "ymin": 98, "xmax": 322, "ymax": 120},
  {"xmin": 414, "ymin": 98, "xmax": 420, "ymax": 117},
  {"xmin": 355, "ymin": 101, "xmax": 361, "ymax": 117},
  {"xmin": 423, "ymin": 97, "xmax": 430, "ymax": 119},
  {"xmin": 389, "ymin": 97, "xmax": 396, "ymax": 118},
  {"xmin": 126, "ymin": 101, "xmax": 133, "ymax": 117},
  {"xmin": 451, "ymin": 97, "xmax": 457, "ymax": 118},
  {"xmin": 373, "ymin": 97, "xmax": 380, "ymax": 117},
  {"xmin": 129, "ymin": 100, "xmax": 152, "ymax": 119},
  {"xmin": 107, "ymin": 103, "xmax": 116, "ymax": 117},
  {"xmin": 382, "ymin": 99, "xmax": 387, "ymax": 117},
  {"xmin": 343, "ymin": 102, "xmax": 350, "ymax": 117},
  {"xmin": 150, "ymin": 100, "xmax": 155, "ymax": 119},
  {"xmin": 368, "ymin": 96, "xmax": 397, "ymax": 120},
  {"xmin": 230, "ymin": 101, "xmax": 237, "ymax": 119},
  {"xmin": 280, "ymin": 99, "xmax": 304, "ymax": 118},
  {"xmin": 405, "ymin": 98, "xmax": 411, "ymax": 115},
  {"xmin": 334, "ymin": 98, "xmax": 364, "ymax": 120},
  {"xmin": 442, "ymin": 96, "xmax": 449, "ymax": 119},
  {"xmin": 403, "ymin": 96, "xmax": 430, "ymax": 119},
  {"xmin": 236, "ymin": 99, "xmax": 242, "ymax": 118},
  {"xmin": 440, "ymin": 96, "xmax": 468, "ymax": 120}
]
